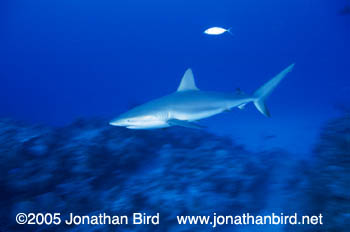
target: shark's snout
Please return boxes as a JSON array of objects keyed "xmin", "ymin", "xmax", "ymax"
[
  {"xmin": 109, "ymin": 120, "xmax": 119, "ymax": 126},
  {"xmin": 109, "ymin": 118, "xmax": 125, "ymax": 126}
]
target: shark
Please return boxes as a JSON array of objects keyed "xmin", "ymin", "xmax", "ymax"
[{"xmin": 110, "ymin": 64, "xmax": 295, "ymax": 129}]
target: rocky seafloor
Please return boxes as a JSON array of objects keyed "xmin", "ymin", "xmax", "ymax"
[{"xmin": 0, "ymin": 114, "xmax": 349, "ymax": 232}]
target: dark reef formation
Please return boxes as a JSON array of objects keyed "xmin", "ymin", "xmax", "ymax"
[
  {"xmin": 0, "ymin": 115, "xmax": 349, "ymax": 231},
  {"xmin": 297, "ymin": 115, "xmax": 350, "ymax": 232}
]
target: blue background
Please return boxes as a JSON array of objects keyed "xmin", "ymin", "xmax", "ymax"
[
  {"xmin": 1, "ymin": 0, "xmax": 350, "ymax": 153},
  {"xmin": 0, "ymin": 1, "xmax": 350, "ymax": 231}
]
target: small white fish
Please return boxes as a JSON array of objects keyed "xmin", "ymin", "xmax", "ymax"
[{"xmin": 204, "ymin": 27, "xmax": 232, "ymax": 35}]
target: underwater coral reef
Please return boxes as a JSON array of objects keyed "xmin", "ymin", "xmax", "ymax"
[{"xmin": 0, "ymin": 114, "xmax": 349, "ymax": 231}]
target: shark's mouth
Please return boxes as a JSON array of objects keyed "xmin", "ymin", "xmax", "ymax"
[{"xmin": 126, "ymin": 122, "xmax": 168, "ymax": 129}]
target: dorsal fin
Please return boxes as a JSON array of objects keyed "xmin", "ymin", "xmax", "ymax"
[{"xmin": 177, "ymin": 68, "xmax": 199, "ymax": 91}]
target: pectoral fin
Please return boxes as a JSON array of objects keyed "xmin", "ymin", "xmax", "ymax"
[{"xmin": 167, "ymin": 119, "xmax": 205, "ymax": 129}]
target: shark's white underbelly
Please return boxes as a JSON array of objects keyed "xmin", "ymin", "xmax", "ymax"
[{"xmin": 170, "ymin": 108, "xmax": 225, "ymax": 122}]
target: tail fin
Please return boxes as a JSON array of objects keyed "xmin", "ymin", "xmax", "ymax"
[
  {"xmin": 227, "ymin": 27, "xmax": 234, "ymax": 36},
  {"xmin": 253, "ymin": 63, "xmax": 295, "ymax": 117}
]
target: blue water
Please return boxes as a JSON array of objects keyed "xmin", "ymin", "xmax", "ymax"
[
  {"xmin": 0, "ymin": 2, "xmax": 349, "ymax": 231},
  {"xmin": 1, "ymin": 0, "xmax": 350, "ymax": 152}
]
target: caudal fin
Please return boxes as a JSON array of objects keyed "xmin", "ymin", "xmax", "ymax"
[{"xmin": 253, "ymin": 63, "xmax": 295, "ymax": 117}]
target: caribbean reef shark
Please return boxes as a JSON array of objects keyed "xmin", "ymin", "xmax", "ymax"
[{"xmin": 110, "ymin": 64, "xmax": 295, "ymax": 129}]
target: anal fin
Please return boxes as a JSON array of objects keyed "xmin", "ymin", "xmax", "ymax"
[{"xmin": 238, "ymin": 103, "xmax": 247, "ymax": 110}]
